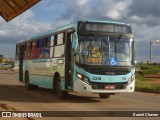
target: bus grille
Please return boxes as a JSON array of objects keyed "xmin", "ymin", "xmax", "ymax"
[{"xmin": 90, "ymin": 82, "xmax": 127, "ymax": 90}]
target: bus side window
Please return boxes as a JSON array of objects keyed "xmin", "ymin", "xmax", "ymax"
[
  {"xmin": 44, "ymin": 36, "xmax": 51, "ymax": 58},
  {"xmin": 57, "ymin": 33, "xmax": 64, "ymax": 45},
  {"xmin": 54, "ymin": 35, "xmax": 57, "ymax": 45},
  {"xmin": 24, "ymin": 43, "xmax": 27, "ymax": 60},
  {"xmin": 54, "ymin": 33, "xmax": 64, "ymax": 57},
  {"xmin": 54, "ymin": 45, "xmax": 64, "ymax": 57},
  {"xmin": 38, "ymin": 39, "xmax": 44, "ymax": 59},
  {"xmin": 25, "ymin": 42, "xmax": 31, "ymax": 60},
  {"xmin": 50, "ymin": 35, "xmax": 54, "ymax": 58},
  {"xmin": 32, "ymin": 41, "xmax": 38, "ymax": 59}
]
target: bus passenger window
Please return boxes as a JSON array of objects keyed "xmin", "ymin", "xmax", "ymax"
[
  {"xmin": 38, "ymin": 39, "xmax": 44, "ymax": 58},
  {"xmin": 44, "ymin": 37, "xmax": 51, "ymax": 47},
  {"xmin": 25, "ymin": 42, "xmax": 31, "ymax": 59},
  {"xmin": 54, "ymin": 35, "xmax": 57, "ymax": 45},
  {"xmin": 32, "ymin": 41, "xmax": 38, "ymax": 58},
  {"xmin": 50, "ymin": 36, "xmax": 54, "ymax": 46},
  {"xmin": 45, "ymin": 48, "xmax": 50, "ymax": 58},
  {"xmin": 47, "ymin": 36, "xmax": 51, "ymax": 47},
  {"xmin": 50, "ymin": 35, "xmax": 54, "ymax": 58},
  {"xmin": 44, "ymin": 36, "xmax": 51, "ymax": 58},
  {"xmin": 50, "ymin": 47, "xmax": 53, "ymax": 58},
  {"xmin": 57, "ymin": 33, "xmax": 64, "ymax": 45},
  {"xmin": 26, "ymin": 42, "xmax": 31, "ymax": 51},
  {"xmin": 39, "ymin": 49, "xmax": 44, "ymax": 58},
  {"xmin": 38, "ymin": 39, "xmax": 44, "ymax": 48},
  {"xmin": 54, "ymin": 45, "xmax": 64, "ymax": 57}
]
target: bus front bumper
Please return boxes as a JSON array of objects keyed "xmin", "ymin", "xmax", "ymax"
[{"xmin": 73, "ymin": 79, "xmax": 135, "ymax": 94}]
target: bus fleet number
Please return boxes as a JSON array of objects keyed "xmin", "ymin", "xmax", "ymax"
[{"xmin": 93, "ymin": 77, "xmax": 101, "ymax": 80}]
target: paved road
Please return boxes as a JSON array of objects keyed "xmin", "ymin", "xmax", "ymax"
[{"xmin": 0, "ymin": 69, "xmax": 159, "ymax": 120}]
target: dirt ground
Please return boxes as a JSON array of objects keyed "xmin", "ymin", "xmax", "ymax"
[{"xmin": 0, "ymin": 70, "xmax": 160, "ymax": 120}]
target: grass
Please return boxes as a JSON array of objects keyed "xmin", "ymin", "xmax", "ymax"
[
  {"xmin": 135, "ymin": 73, "xmax": 147, "ymax": 81},
  {"xmin": 136, "ymin": 83, "xmax": 160, "ymax": 93},
  {"xmin": 1, "ymin": 68, "xmax": 9, "ymax": 70},
  {"xmin": 136, "ymin": 63, "xmax": 160, "ymax": 74},
  {"xmin": 135, "ymin": 73, "xmax": 160, "ymax": 93}
]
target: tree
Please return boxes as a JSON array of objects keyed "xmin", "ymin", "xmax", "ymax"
[{"xmin": 0, "ymin": 58, "xmax": 2, "ymax": 63}]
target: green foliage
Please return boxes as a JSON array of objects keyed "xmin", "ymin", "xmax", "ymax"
[
  {"xmin": 136, "ymin": 63, "xmax": 160, "ymax": 74},
  {"xmin": 0, "ymin": 58, "xmax": 2, "ymax": 63},
  {"xmin": 136, "ymin": 81, "xmax": 160, "ymax": 92},
  {"xmin": 142, "ymin": 69, "xmax": 160, "ymax": 74},
  {"xmin": 135, "ymin": 73, "xmax": 160, "ymax": 92},
  {"xmin": 135, "ymin": 73, "xmax": 146, "ymax": 81},
  {"xmin": 7, "ymin": 61, "xmax": 14, "ymax": 66}
]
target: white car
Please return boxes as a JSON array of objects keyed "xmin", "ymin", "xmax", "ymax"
[{"xmin": 1, "ymin": 63, "xmax": 12, "ymax": 69}]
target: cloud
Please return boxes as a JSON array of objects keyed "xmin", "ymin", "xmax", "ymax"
[
  {"xmin": 0, "ymin": 9, "xmax": 53, "ymax": 58},
  {"xmin": 127, "ymin": 0, "xmax": 160, "ymax": 27},
  {"xmin": 105, "ymin": 0, "xmax": 132, "ymax": 20},
  {"xmin": 0, "ymin": 0, "xmax": 160, "ymax": 62},
  {"xmin": 0, "ymin": 10, "xmax": 53, "ymax": 44}
]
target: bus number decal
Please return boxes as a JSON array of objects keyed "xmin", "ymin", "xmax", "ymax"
[{"xmin": 93, "ymin": 77, "xmax": 101, "ymax": 80}]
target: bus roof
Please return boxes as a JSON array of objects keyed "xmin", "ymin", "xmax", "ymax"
[
  {"xmin": 30, "ymin": 22, "xmax": 77, "ymax": 40},
  {"xmin": 17, "ymin": 20, "xmax": 128, "ymax": 44},
  {"xmin": 81, "ymin": 20, "xmax": 126, "ymax": 25}
]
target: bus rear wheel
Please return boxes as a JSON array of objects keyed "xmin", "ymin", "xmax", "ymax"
[
  {"xmin": 25, "ymin": 72, "xmax": 38, "ymax": 90},
  {"xmin": 99, "ymin": 93, "xmax": 110, "ymax": 98},
  {"xmin": 55, "ymin": 76, "xmax": 68, "ymax": 99}
]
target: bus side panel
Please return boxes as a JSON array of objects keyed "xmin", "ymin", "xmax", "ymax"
[
  {"xmin": 26, "ymin": 58, "xmax": 65, "ymax": 90},
  {"xmin": 29, "ymin": 74, "xmax": 53, "ymax": 89}
]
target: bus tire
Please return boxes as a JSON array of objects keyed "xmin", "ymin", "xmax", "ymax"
[
  {"xmin": 55, "ymin": 76, "xmax": 68, "ymax": 99},
  {"xmin": 25, "ymin": 72, "xmax": 38, "ymax": 90},
  {"xmin": 99, "ymin": 93, "xmax": 110, "ymax": 98}
]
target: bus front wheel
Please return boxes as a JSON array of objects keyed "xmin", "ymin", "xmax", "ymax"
[
  {"xmin": 55, "ymin": 76, "xmax": 68, "ymax": 99},
  {"xmin": 25, "ymin": 72, "xmax": 38, "ymax": 90},
  {"xmin": 99, "ymin": 93, "xmax": 110, "ymax": 98}
]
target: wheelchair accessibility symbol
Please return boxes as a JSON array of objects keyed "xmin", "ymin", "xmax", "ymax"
[{"xmin": 110, "ymin": 57, "xmax": 117, "ymax": 66}]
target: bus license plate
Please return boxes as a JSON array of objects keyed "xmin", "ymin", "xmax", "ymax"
[{"xmin": 105, "ymin": 85, "xmax": 115, "ymax": 89}]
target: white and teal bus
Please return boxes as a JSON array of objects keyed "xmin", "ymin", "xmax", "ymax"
[{"xmin": 14, "ymin": 20, "xmax": 135, "ymax": 98}]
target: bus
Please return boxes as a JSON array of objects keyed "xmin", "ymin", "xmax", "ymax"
[{"xmin": 14, "ymin": 20, "xmax": 135, "ymax": 98}]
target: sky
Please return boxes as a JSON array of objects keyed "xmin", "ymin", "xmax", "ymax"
[{"xmin": 0, "ymin": 0, "xmax": 160, "ymax": 62}]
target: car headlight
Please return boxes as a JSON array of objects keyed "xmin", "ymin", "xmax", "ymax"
[{"xmin": 76, "ymin": 73, "xmax": 90, "ymax": 84}]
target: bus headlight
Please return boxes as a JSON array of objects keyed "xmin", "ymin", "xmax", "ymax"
[
  {"xmin": 128, "ymin": 74, "xmax": 135, "ymax": 85},
  {"xmin": 77, "ymin": 73, "xmax": 83, "ymax": 79},
  {"xmin": 76, "ymin": 73, "xmax": 90, "ymax": 84}
]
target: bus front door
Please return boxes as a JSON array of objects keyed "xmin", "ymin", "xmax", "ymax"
[
  {"xmin": 65, "ymin": 32, "xmax": 73, "ymax": 89},
  {"xmin": 19, "ymin": 45, "xmax": 24, "ymax": 82}
]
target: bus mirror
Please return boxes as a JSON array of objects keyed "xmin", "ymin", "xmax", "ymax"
[{"xmin": 72, "ymin": 32, "xmax": 78, "ymax": 52}]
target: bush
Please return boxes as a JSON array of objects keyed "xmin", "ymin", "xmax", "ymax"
[
  {"xmin": 135, "ymin": 73, "xmax": 160, "ymax": 93},
  {"xmin": 136, "ymin": 63, "xmax": 160, "ymax": 74},
  {"xmin": 135, "ymin": 73, "xmax": 146, "ymax": 81}
]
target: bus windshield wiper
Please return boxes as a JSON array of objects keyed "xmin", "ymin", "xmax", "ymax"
[
  {"xmin": 115, "ymin": 34, "xmax": 124, "ymax": 58},
  {"xmin": 117, "ymin": 34, "xmax": 124, "ymax": 45}
]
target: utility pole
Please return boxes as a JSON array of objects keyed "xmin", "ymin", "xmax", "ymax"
[
  {"xmin": 150, "ymin": 40, "xmax": 160, "ymax": 63},
  {"xmin": 150, "ymin": 41, "xmax": 152, "ymax": 63}
]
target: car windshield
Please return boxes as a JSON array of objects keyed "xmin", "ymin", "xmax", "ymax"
[{"xmin": 76, "ymin": 36, "xmax": 133, "ymax": 66}]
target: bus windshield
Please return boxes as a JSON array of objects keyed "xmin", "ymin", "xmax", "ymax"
[{"xmin": 76, "ymin": 36, "xmax": 133, "ymax": 66}]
